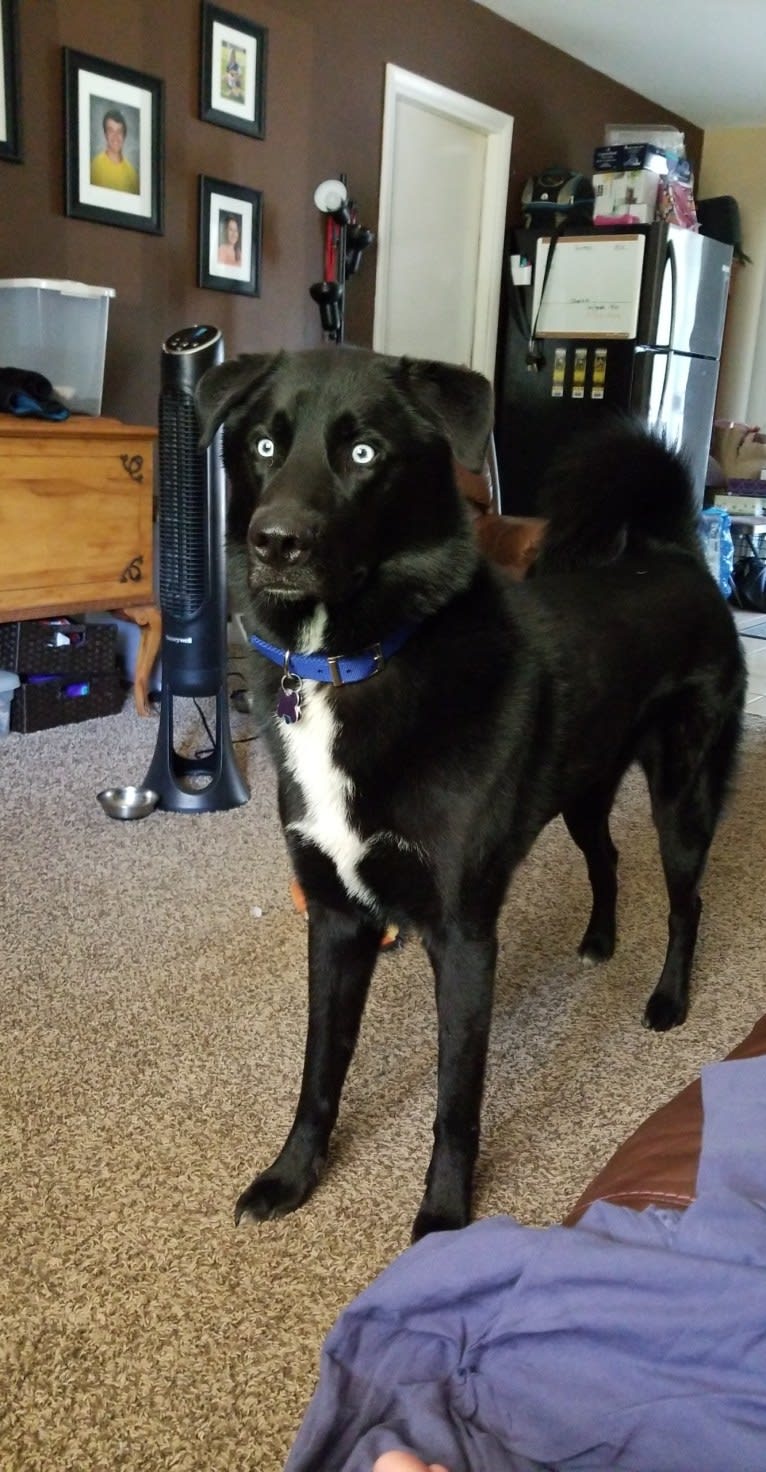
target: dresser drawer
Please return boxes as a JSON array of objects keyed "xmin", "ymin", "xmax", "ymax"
[{"xmin": 0, "ymin": 417, "xmax": 156, "ymax": 620}]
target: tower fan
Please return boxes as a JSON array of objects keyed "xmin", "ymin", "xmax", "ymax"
[{"xmin": 144, "ymin": 325, "xmax": 249, "ymax": 813}]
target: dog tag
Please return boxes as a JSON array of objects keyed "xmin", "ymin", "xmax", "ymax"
[
  {"xmin": 277, "ymin": 687, "xmax": 301, "ymax": 724},
  {"xmin": 277, "ymin": 669, "xmax": 303, "ymax": 724}
]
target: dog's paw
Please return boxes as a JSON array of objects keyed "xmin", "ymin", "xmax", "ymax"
[
  {"xmin": 411, "ymin": 1202, "xmax": 469, "ymax": 1243},
  {"xmin": 234, "ymin": 1169, "xmax": 315, "ymax": 1225},
  {"xmin": 578, "ymin": 927, "xmax": 615, "ymax": 967},
  {"xmin": 642, "ymin": 991, "xmax": 688, "ymax": 1033}
]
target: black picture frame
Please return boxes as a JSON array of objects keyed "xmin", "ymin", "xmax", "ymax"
[
  {"xmin": 0, "ymin": 0, "xmax": 22, "ymax": 163},
  {"xmin": 200, "ymin": 2, "xmax": 267, "ymax": 139},
  {"xmin": 198, "ymin": 175, "xmax": 263, "ymax": 297},
  {"xmin": 63, "ymin": 48, "xmax": 164, "ymax": 234}
]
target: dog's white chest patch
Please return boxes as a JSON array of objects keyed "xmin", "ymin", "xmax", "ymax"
[{"xmin": 277, "ymin": 685, "xmax": 375, "ymax": 908}]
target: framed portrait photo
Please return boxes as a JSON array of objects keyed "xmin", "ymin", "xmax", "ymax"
[
  {"xmin": 0, "ymin": 0, "xmax": 22, "ymax": 162},
  {"xmin": 198, "ymin": 175, "xmax": 263, "ymax": 297},
  {"xmin": 63, "ymin": 49, "xmax": 164, "ymax": 234},
  {"xmin": 200, "ymin": 2, "xmax": 267, "ymax": 139}
]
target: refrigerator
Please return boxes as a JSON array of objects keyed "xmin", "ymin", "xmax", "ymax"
[{"xmin": 494, "ymin": 223, "xmax": 733, "ymax": 515}]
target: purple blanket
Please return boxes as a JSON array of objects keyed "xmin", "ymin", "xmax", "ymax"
[{"xmin": 285, "ymin": 1058, "xmax": 766, "ymax": 1471}]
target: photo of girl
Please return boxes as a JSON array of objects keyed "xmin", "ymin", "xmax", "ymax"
[
  {"xmin": 217, "ymin": 212, "xmax": 242, "ymax": 265},
  {"xmin": 199, "ymin": 174, "xmax": 261, "ymax": 296}
]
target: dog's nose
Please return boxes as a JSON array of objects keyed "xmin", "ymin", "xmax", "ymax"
[{"xmin": 248, "ymin": 515, "xmax": 316, "ymax": 568}]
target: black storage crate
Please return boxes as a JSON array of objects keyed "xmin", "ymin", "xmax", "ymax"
[
  {"xmin": 11, "ymin": 674, "xmax": 125, "ymax": 733},
  {"xmin": 0, "ymin": 619, "xmax": 118, "ymax": 675}
]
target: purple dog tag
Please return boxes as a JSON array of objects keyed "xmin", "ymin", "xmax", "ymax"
[{"xmin": 277, "ymin": 686, "xmax": 301, "ymax": 724}]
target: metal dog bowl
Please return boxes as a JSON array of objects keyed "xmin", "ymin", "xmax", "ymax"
[{"xmin": 97, "ymin": 785, "xmax": 159, "ymax": 821}]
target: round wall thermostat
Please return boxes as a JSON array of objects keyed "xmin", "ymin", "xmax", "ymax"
[{"xmin": 313, "ymin": 178, "xmax": 349, "ymax": 213}]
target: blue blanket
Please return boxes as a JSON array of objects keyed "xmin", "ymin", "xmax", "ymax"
[{"xmin": 285, "ymin": 1059, "xmax": 766, "ymax": 1471}]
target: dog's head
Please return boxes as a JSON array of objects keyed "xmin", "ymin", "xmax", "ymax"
[{"xmin": 195, "ymin": 346, "xmax": 493, "ymax": 613}]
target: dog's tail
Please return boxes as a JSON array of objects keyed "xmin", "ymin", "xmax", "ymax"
[{"xmin": 532, "ymin": 419, "xmax": 703, "ymax": 576}]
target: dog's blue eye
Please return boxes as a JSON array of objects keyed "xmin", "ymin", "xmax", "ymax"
[
  {"xmin": 351, "ymin": 443, "xmax": 376, "ymax": 466},
  {"xmin": 256, "ymin": 437, "xmax": 274, "ymax": 459}
]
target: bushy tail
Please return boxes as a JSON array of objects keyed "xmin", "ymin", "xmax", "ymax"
[{"xmin": 533, "ymin": 419, "xmax": 703, "ymax": 576}]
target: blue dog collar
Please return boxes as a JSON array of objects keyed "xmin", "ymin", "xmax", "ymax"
[{"xmin": 250, "ymin": 624, "xmax": 416, "ymax": 688}]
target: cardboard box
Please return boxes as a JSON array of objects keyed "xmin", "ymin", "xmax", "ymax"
[
  {"xmin": 714, "ymin": 491, "xmax": 766, "ymax": 517},
  {"xmin": 593, "ymin": 143, "xmax": 668, "ymax": 174},
  {"xmin": 592, "ymin": 168, "xmax": 660, "ymax": 224}
]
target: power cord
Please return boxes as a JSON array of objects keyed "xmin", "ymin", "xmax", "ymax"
[{"xmin": 189, "ymin": 659, "xmax": 266, "ymax": 758}]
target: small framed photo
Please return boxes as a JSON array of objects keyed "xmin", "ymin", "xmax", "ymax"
[
  {"xmin": 0, "ymin": 0, "xmax": 22, "ymax": 163},
  {"xmin": 63, "ymin": 49, "xmax": 164, "ymax": 234},
  {"xmin": 200, "ymin": 2, "xmax": 267, "ymax": 139},
  {"xmin": 198, "ymin": 176, "xmax": 263, "ymax": 296}
]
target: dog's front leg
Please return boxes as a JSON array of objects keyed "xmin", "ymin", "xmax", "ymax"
[
  {"xmin": 235, "ymin": 903, "xmax": 381, "ymax": 1225},
  {"xmin": 413, "ymin": 927, "xmax": 497, "ymax": 1241}
]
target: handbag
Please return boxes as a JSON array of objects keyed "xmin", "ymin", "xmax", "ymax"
[{"xmin": 732, "ymin": 551, "xmax": 766, "ymax": 611}]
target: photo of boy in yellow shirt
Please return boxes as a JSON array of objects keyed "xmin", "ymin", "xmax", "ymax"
[{"xmin": 90, "ymin": 108, "xmax": 139, "ymax": 194}]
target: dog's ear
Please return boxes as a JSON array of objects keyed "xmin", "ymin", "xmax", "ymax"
[
  {"xmin": 195, "ymin": 352, "xmax": 283, "ymax": 448},
  {"xmin": 397, "ymin": 358, "xmax": 495, "ymax": 473}
]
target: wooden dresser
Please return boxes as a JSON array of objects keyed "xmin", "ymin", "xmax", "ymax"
[{"xmin": 0, "ymin": 414, "xmax": 160, "ymax": 713}]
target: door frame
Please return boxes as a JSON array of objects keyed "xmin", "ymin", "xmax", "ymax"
[{"xmin": 373, "ymin": 64, "xmax": 513, "ymax": 379}]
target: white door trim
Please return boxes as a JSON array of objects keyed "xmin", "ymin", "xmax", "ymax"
[{"xmin": 373, "ymin": 64, "xmax": 513, "ymax": 379}]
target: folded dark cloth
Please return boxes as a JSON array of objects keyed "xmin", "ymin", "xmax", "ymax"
[{"xmin": 0, "ymin": 366, "xmax": 70, "ymax": 420}]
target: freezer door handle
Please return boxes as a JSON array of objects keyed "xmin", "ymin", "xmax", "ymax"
[
  {"xmin": 652, "ymin": 240, "xmax": 676, "ymax": 419},
  {"xmin": 666, "ymin": 239, "xmax": 677, "ymax": 352},
  {"xmin": 656, "ymin": 237, "xmax": 678, "ymax": 351}
]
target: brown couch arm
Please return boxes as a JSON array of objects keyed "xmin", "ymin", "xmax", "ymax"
[
  {"xmin": 453, "ymin": 459, "xmax": 546, "ymax": 581},
  {"xmin": 566, "ymin": 1013, "xmax": 766, "ymax": 1225},
  {"xmin": 474, "ymin": 513, "xmax": 546, "ymax": 576}
]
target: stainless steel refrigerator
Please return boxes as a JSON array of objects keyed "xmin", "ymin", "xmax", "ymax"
[{"xmin": 494, "ymin": 223, "xmax": 733, "ymax": 514}]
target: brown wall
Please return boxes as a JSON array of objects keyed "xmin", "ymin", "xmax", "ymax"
[{"xmin": 1, "ymin": 0, "xmax": 702, "ymax": 424}]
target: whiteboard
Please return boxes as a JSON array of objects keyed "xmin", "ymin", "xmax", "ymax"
[{"xmin": 531, "ymin": 234, "xmax": 646, "ymax": 338}]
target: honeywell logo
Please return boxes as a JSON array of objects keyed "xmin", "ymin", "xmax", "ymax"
[{"xmin": 166, "ymin": 635, "xmax": 193, "ymax": 644}]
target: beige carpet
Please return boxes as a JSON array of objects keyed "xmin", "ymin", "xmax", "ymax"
[{"xmin": 1, "ymin": 694, "xmax": 764, "ymax": 1471}]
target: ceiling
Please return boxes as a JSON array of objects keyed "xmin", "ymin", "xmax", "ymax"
[{"xmin": 473, "ymin": 0, "xmax": 766, "ymax": 130}]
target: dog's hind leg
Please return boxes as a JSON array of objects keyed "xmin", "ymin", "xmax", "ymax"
[
  {"xmin": 562, "ymin": 788, "xmax": 619, "ymax": 965},
  {"xmin": 235, "ymin": 903, "xmax": 381, "ymax": 1224},
  {"xmin": 413, "ymin": 925, "xmax": 498, "ymax": 1241},
  {"xmin": 641, "ymin": 704, "xmax": 741, "ymax": 1033}
]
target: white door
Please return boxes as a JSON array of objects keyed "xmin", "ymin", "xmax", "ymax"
[{"xmin": 373, "ymin": 65, "xmax": 513, "ymax": 380}]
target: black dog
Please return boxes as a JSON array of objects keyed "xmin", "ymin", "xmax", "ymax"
[{"xmin": 196, "ymin": 347, "xmax": 745, "ymax": 1240}]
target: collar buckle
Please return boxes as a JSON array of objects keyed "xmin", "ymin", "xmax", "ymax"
[
  {"xmin": 326, "ymin": 642, "xmax": 385, "ymax": 687},
  {"xmin": 369, "ymin": 642, "xmax": 384, "ymax": 675}
]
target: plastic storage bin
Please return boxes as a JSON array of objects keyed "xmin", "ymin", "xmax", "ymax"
[
  {"xmin": 0, "ymin": 278, "xmax": 116, "ymax": 415},
  {"xmin": 0, "ymin": 670, "xmax": 20, "ymax": 737}
]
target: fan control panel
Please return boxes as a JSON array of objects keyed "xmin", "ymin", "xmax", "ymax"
[{"xmin": 163, "ymin": 324, "xmax": 222, "ymax": 355}]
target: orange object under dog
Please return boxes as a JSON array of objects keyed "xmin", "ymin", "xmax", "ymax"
[{"xmin": 289, "ymin": 878, "xmax": 400, "ymax": 948}]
